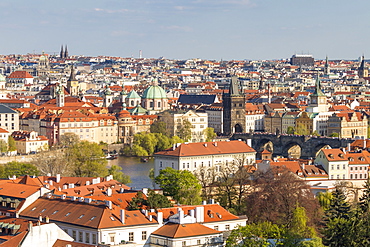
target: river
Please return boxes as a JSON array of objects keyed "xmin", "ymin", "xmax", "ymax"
[{"xmin": 108, "ymin": 156, "xmax": 154, "ymax": 190}]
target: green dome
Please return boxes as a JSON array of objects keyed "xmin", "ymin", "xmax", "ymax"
[
  {"xmin": 142, "ymin": 85, "xmax": 167, "ymax": 99},
  {"xmin": 126, "ymin": 90, "xmax": 141, "ymax": 99}
]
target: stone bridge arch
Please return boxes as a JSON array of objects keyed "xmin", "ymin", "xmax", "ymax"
[
  {"xmin": 254, "ymin": 139, "xmax": 274, "ymax": 159},
  {"xmin": 313, "ymin": 144, "xmax": 332, "ymax": 157},
  {"xmin": 282, "ymin": 142, "xmax": 302, "ymax": 159}
]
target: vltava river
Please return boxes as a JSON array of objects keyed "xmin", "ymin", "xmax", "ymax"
[{"xmin": 108, "ymin": 156, "xmax": 154, "ymax": 189}]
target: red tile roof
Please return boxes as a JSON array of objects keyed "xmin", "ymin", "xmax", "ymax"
[
  {"xmin": 7, "ymin": 71, "xmax": 33, "ymax": 79},
  {"xmin": 154, "ymin": 140, "xmax": 255, "ymax": 157},
  {"xmin": 152, "ymin": 222, "xmax": 220, "ymax": 238}
]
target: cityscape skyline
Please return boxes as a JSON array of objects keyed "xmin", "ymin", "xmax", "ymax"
[{"xmin": 0, "ymin": 0, "xmax": 369, "ymax": 60}]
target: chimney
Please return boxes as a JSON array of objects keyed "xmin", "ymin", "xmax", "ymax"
[
  {"xmin": 86, "ymin": 181, "xmax": 90, "ymax": 186},
  {"xmin": 157, "ymin": 212, "xmax": 163, "ymax": 225},
  {"xmin": 71, "ymin": 196, "xmax": 77, "ymax": 201},
  {"xmin": 213, "ymin": 142, "xmax": 217, "ymax": 147},
  {"xmin": 106, "ymin": 175, "xmax": 113, "ymax": 182},
  {"xmin": 204, "ymin": 143, "xmax": 207, "ymax": 147},
  {"xmin": 78, "ymin": 197, "xmax": 84, "ymax": 202},
  {"xmin": 120, "ymin": 209, "xmax": 125, "ymax": 224},
  {"xmin": 172, "ymin": 144, "xmax": 176, "ymax": 150},
  {"xmin": 49, "ymin": 180, "xmax": 53, "ymax": 186},
  {"xmin": 15, "ymin": 211, "xmax": 19, "ymax": 218},
  {"xmin": 202, "ymin": 200, "xmax": 207, "ymax": 205},
  {"xmin": 45, "ymin": 216, "xmax": 49, "ymax": 223},
  {"xmin": 56, "ymin": 174, "xmax": 60, "ymax": 183},
  {"xmin": 106, "ymin": 200, "xmax": 112, "ymax": 210},
  {"xmin": 208, "ymin": 199, "xmax": 215, "ymax": 204},
  {"xmin": 189, "ymin": 209, "xmax": 195, "ymax": 218},
  {"xmin": 347, "ymin": 143, "xmax": 351, "ymax": 152},
  {"xmin": 178, "ymin": 208, "xmax": 184, "ymax": 224},
  {"xmin": 149, "ymin": 215, "xmax": 153, "ymax": 222},
  {"xmin": 63, "ymin": 185, "xmax": 68, "ymax": 190},
  {"xmin": 106, "ymin": 187, "xmax": 112, "ymax": 197},
  {"xmin": 119, "ymin": 188, "xmax": 125, "ymax": 193},
  {"xmin": 142, "ymin": 188, "xmax": 148, "ymax": 196},
  {"xmin": 68, "ymin": 183, "xmax": 75, "ymax": 189},
  {"xmin": 28, "ymin": 221, "xmax": 33, "ymax": 232},
  {"xmin": 302, "ymin": 163, "xmax": 305, "ymax": 170},
  {"xmin": 195, "ymin": 206, "xmax": 204, "ymax": 223},
  {"xmin": 61, "ymin": 194, "xmax": 66, "ymax": 200},
  {"xmin": 84, "ymin": 198, "xmax": 92, "ymax": 204},
  {"xmin": 38, "ymin": 215, "xmax": 42, "ymax": 222},
  {"xmin": 247, "ymin": 139, "xmax": 252, "ymax": 147}
]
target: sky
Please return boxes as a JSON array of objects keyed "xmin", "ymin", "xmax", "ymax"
[{"xmin": 0, "ymin": 0, "xmax": 369, "ymax": 61}]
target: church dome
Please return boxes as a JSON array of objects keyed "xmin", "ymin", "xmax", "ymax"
[
  {"xmin": 142, "ymin": 85, "xmax": 167, "ymax": 99},
  {"xmin": 118, "ymin": 110, "xmax": 130, "ymax": 118}
]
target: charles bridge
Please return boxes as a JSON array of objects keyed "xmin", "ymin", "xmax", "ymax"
[{"xmin": 231, "ymin": 133, "xmax": 356, "ymax": 159}]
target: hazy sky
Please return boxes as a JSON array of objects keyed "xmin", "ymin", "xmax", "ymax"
[{"xmin": 0, "ymin": 0, "xmax": 368, "ymax": 60}]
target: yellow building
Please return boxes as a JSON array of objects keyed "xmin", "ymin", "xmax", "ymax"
[
  {"xmin": 295, "ymin": 112, "xmax": 314, "ymax": 135},
  {"xmin": 327, "ymin": 112, "xmax": 367, "ymax": 139}
]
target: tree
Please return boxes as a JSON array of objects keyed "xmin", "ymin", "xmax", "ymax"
[
  {"xmin": 176, "ymin": 120, "xmax": 192, "ymax": 142},
  {"xmin": 359, "ymin": 177, "xmax": 370, "ymax": 213},
  {"xmin": 329, "ymin": 132, "xmax": 339, "ymax": 137},
  {"xmin": 194, "ymin": 165, "xmax": 218, "ymax": 200},
  {"xmin": 317, "ymin": 192, "xmax": 333, "ymax": 211},
  {"xmin": 57, "ymin": 133, "xmax": 80, "ymax": 148},
  {"xmin": 203, "ymin": 127, "xmax": 216, "ymax": 142},
  {"xmin": 325, "ymin": 185, "xmax": 350, "ymax": 220},
  {"xmin": 0, "ymin": 140, "xmax": 7, "ymax": 153},
  {"xmin": 31, "ymin": 149, "xmax": 71, "ymax": 176},
  {"xmin": 150, "ymin": 120, "xmax": 168, "ymax": 136},
  {"xmin": 65, "ymin": 141, "xmax": 108, "ymax": 177},
  {"xmin": 244, "ymin": 166, "xmax": 321, "ymax": 227},
  {"xmin": 146, "ymin": 190, "xmax": 171, "ymax": 209},
  {"xmin": 131, "ymin": 144, "xmax": 149, "ymax": 157},
  {"xmin": 311, "ymin": 130, "xmax": 320, "ymax": 136},
  {"xmin": 128, "ymin": 192, "xmax": 146, "ymax": 210},
  {"xmin": 108, "ymin": 165, "xmax": 131, "ymax": 184},
  {"xmin": 287, "ymin": 126, "xmax": 295, "ymax": 134},
  {"xmin": 226, "ymin": 222, "xmax": 282, "ymax": 247},
  {"xmin": 0, "ymin": 161, "xmax": 40, "ymax": 178},
  {"xmin": 155, "ymin": 167, "xmax": 202, "ymax": 205},
  {"xmin": 7, "ymin": 136, "xmax": 16, "ymax": 152}
]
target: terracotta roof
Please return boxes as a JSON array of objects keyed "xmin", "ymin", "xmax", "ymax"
[
  {"xmin": 321, "ymin": 149, "xmax": 347, "ymax": 162},
  {"xmin": 7, "ymin": 71, "xmax": 33, "ymax": 78},
  {"xmin": 151, "ymin": 222, "xmax": 220, "ymax": 238},
  {"xmin": 53, "ymin": 240, "xmax": 93, "ymax": 247},
  {"xmin": 154, "ymin": 140, "xmax": 255, "ymax": 157},
  {"xmin": 0, "ymin": 182, "xmax": 41, "ymax": 199}
]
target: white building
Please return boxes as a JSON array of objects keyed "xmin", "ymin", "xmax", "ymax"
[
  {"xmin": 153, "ymin": 140, "xmax": 256, "ymax": 177},
  {"xmin": 11, "ymin": 131, "xmax": 49, "ymax": 154}
]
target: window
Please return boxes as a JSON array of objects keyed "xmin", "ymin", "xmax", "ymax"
[
  {"xmin": 351, "ymin": 174, "xmax": 353, "ymax": 179},
  {"xmin": 355, "ymin": 174, "xmax": 358, "ymax": 179},
  {"xmin": 110, "ymin": 235, "xmax": 115, "ymax": 243},
  {"xmin": 343, "ymin": 164, "xmax": 346, "ymax": 170},
  {"xmin": 79, "ymin": 231, "xmax": 83, "ymax": 242},
  {"xmin": 214, "ymin": 226, "xmax": 219, "ymax": 230},
  {"xmin": 85, "ymin": 232, "xmax": 90, "ymax": 243},
  {"xmin": 336, "ymin": 175, "xmax": 339, "ymax": 179},
  {"xmin": 72, "ymin": 230, "xmax": 76, "ymax": 240},
  {"xmin": 197, "ymin": 240, "xmax": 201, "ymax": 245},
  {"xmin": 92, "ymin": 234, "xmax": 97, "ymax": 244},
  {"xmin": 160, "ymin": 161, "xmax": 163, "ymax": 168},
  {"xmin": 337, "ymin": 165, "xmax": 340, "ymax": 170},
  {"xmin": 129, "ymin": 232, "xmax": 134, "ymax": 241},
  {"xmin": 182, "ymin": 241, "xmax": 186, "ymax": 246},
  {"xmin": 142, "ymin": 231, "xmax": 147, "ymax": 240},
  {"xmin": 331, "ymin": 165, "xmax": 334, "ymax": 170},
  {"xmin": 225, "ymin": 225, "xmax": 230, "ymax": 230},
  {"xmin": 360, "ymin": 174, "xmax": 363, "ymax": 179}
]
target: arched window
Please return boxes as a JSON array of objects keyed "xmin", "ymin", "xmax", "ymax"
[{"xmin": 158, "ymin": 101, "xmax": 161, "ymax": 108}]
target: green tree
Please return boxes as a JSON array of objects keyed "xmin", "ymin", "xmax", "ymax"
[
  {"xmin": 226, "ymin": 222, "xmax": 282, "ymax": 247},
  {"xmin": 65, "ymin": 141, "xmax": 108, "ymax": 177},
  {"xmin": 154, "ymin": 133, "xmax": 171, "ymax": 152},
  {"xmin": 359, "ymin": 177, "xmax": 370, "ymax": 213},
  {"xmin": 0, "ymin": 161, "xmax": 40, "ymax": 178},
  {"xmin": 128, "ymin": 191, "xmax": 146, "ymax": 210},
  {"xmin": 203, "ymin": 127, "xmax": 216, "ymax": 142},
  {"xmin": 146, "ymin": 190, "xmax": 171, "ymax": 209},
  {"xmin": 0, "ymin": 140, "xmax": 7, "ymax": 153},
  {"xmin": 176, "ymin": 120, "xmax": 192, "ymax": 142},
  {"xmin": 108, "ymin": 165, "xmax": 131, "ymax": 184},
  {"xmin": 170, "ymin": 136, "xmax": 184, "ymax": 145},
  {"xmin": 311, "ymin": 131, "xmax": 320, "ymax": 136},
  {"xmin": 7, "ymin": 136, "xmax": 16, "ymax": 152},
  {"xmin": 317, "ymin": 192, "xmax": 333, "ymax": 211},
  {"xmin": 150, "ymin": 120, "xmax": 169, "ymax": 136},
  {"xmin": 329, "ymin": 132, "xmax": 339, "ymax": 137},
  {"xmin": 287, "ymin": 126, "xmax": 295, "ymax": 134},
  {"xmin": 325, "ymin": 186, "xmax": 350, "ymax": 220},
  {"xmin": 155, "ymin": 167, "xmax": 202, "ymax": 205},
  {"xmin": 131, "ymin": 144, "xmax": 149, "ymax": 157}
]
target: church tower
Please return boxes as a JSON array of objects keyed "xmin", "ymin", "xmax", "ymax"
[
  {"xmin": 358, "ymin": 55, "xmax": 368, "ymax": 78},
  {"xmin": 67, "ymin": 65, "xmax": 79, "ymax": 96},
  {"xmin": 324, "ymin": 56, "xmax": 330, "ymax": 75},
  {"xmin": 222, "ymin": 77, "xmax": 246, "ymax": 135},
  {"xmin": 64, "ymin": 45, "xmax": 69, "ymax": 59},
  {"xmin": 56, "ymin": 84, "xmax": 65, "ymax": 107},
  {"xmin": 103, "ymin": 85, "xmax": 114, "ymax": 107},
  {"xmin": 60, "ymin": 45, "xmax": 64, "ymax": 59},
  {"xmin": 308, "ymin": 74, "xmax": 329, "ymax": 113}
]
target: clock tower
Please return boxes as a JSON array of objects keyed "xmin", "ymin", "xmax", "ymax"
[{"xmin": 67, "ymin": 65, "xmax": 79, "ymax": 97}]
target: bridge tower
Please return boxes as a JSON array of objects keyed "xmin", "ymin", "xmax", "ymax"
[{"xmin": 223, "ymin": 77, "xmax": 246, "ymax": 135}]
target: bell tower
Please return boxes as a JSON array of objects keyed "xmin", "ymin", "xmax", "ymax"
[{"xmin": 67, "ymin": 65, "xmax": 79, "ymax": 96}]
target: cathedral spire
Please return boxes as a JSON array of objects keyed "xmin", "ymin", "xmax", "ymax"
[
  {"xmin": 313, "ymin": 74, "xmax": 325, "ymax": 97},
  {"xmin": 60, "ymin": 45, "xmax": 64, "ymax": 59},
  {"xmin": 64, "ymin": 45, "xmax": 69, "ymax": 58}
]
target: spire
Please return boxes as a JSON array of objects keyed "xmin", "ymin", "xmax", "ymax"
[
  {"xmin": 360, "ymin": 55, "xmax": 366, "ymax": 69},
  {"xmin": 313, "ymin": 74, "xmax": 325, "ymax": 96},
  {"xmin": 229, "ymin": 77, "xmax": 241, "ymax": 95},
  {"xmin": 60, "ymin": 45, "xmax": 64, "ymax": 59},
  {"xmin": 64, "ymin": 45, "xmax": 68, "ymax": 58},
  {"xmin": 68, "ymin": 65, "xmax": 76, "ymax": 81}
]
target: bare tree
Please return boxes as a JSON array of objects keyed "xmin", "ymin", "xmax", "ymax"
[{"xmin": 31, "ymin": 149, "xmax": 71, "ymax": 176}]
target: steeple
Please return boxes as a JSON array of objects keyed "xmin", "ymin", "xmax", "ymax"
[
  {"xmin": 67, "ymin": 65, "xmax": 79, "ymax": 96},
  {"xmin": 56, "ymin": 84, "xmax": 65, "ymax": 107},
  {"xmin": 64, "ymin": 45, "xmax": 69, "ymax": 59},
  {"xmin": 312, "ymin": 74, "xmax": 325, "ymax": 97},
  {"xmin": 60, "ymin": 45, "xmax": 64, "ymax": 59},
  {"xmin": 359, "ymin": 55, "xmax": 368, "ymax": 78},
  {"xmin": 324, "ymin": 56, "xmax": 330, "ymax": 75}
]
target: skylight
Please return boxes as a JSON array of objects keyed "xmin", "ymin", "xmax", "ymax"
[
  {"xmin": 78, "ymin": 214, "xmax": 85, "ymax": 219},
  {"xmin": 65, "ymin": 212, "xmax": 71, "ymax": 217},
  {"xmin": 90, "ymin": 216, "xmax": 96, "ymax": 221}
]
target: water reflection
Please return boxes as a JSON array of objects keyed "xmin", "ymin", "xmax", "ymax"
[{"xmin": 108, "ymin": 156, "xmax": 154, "ymax": 190}]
